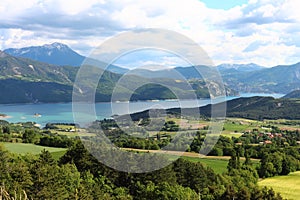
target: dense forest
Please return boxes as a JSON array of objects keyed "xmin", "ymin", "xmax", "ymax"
[{"xmin": 0, "ymin": 141, "xmax": 284, "ymax": 200}]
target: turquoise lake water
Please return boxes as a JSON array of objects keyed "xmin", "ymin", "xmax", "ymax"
[{"xmin": 0, "ymin": 93, "xmax": 285, "ymax": 127}]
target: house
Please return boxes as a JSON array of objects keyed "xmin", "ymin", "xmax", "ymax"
[
  {"xmin": 264, "ymin": 140, "xmax": 272, "ymax": 144},
  {"xmin": 275, "ymin": 133, "xmax": 282, "ymax": 137}
]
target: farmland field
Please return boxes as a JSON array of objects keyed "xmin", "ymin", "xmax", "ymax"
[
  {"xmin": 2, "ymin": 142, "xmax": 67, "ymax": 155},
  {"xmin": 258, "ymin": 171, "xmax": 300, "ymax": 200},
  {"xmin": 49, "ymin": 124, "xmax": 96, "ymax": 137},
  {"xmin": 122, "ymin": 148, "xmax": 261, "ymax": 174},
  {"xmin": 182, "ymin": 156, "xmax": 228, "ymax": 174}
]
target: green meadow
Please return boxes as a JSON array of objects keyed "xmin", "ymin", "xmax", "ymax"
[
  {"xmin": 182, "ymin": 156, "xmax": 229, "ymax": 174},
  {"xmin": 259, "ymin": 171, "xmax": 300, "ymax": 200},
  {"xmin": 2, "ymin": 142, "xmax": 66, "ymax": 155}
]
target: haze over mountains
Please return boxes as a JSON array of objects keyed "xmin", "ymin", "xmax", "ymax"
[
  {"xmin": 4, "ymin": 42, "xmax": 265, "ymax": 74},
  {"xmin": 2, "ymin": 42, "xmax": 300, "ymax": 104},
  {"xmin": 282, "ymin": 90, "xmax": 300, "ymax": 99},
  {"xmin": 0, "ymin": 49, "xmax": 236, "ymax": 103}
]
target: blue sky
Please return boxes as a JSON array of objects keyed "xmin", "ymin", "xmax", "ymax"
[
  {"xmin": 200, "ymin": 0, "xmax": 248, "ymax": 10},
  {"xmin": 0, "ymin": 0, "xmax": 299, "ymax": 68}
]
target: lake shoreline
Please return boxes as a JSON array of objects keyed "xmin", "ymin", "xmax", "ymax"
[{"xmin": 0, "ymin": 93, "xmax": 286, "ymax": 127}]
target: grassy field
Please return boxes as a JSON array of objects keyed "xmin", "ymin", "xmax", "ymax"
[
  {"xmin": 258, "ymin": 171, "xmax": 300, "ymax": 200},
  {"xmin": 222, "ymin": 118, "xmax": 263, "ymax": 133},
  {"xmin": 49, "ymin": 125, "xmax": 96, "ymax": 137},
  {"xmin": 122, "ymin": 148, "xmax": 259, "ymax": 174},
  {"xmin": 182, "ymin": 156, "xmax": 228, "ymax": 174},
  {"xmin": 2, "ymin": 142, "xmax": 67, "ymax": 155},
  {"xmin": 51, "ymin": 150, "xmax": 67, "ymax": 160}
]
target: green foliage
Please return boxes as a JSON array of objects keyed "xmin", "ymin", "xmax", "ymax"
[
  {"xmin": 38, "ymin": 134, "xmax": 74, "ymax": 148},
  {"xmin": 0, "ymin": 140, "xmax": 286, "ymax": 199},
  {"xmin": 259, "ymin": 152, "xmax": 298, "ymax": 178},
  {"xmin": 22, "ymin": 129, "xmax": 39, "ymax": 143}
]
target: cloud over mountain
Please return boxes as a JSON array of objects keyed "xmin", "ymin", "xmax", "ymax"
[{"xmin": 0, "ymin": 0, "xmax": 300, "ymax": 67}]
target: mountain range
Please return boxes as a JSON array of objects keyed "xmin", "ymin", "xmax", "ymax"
[
  {"xmin": 127, "ymin": 63, "xmax": 300, "ymax": 94},
  {"xmin": 217, "ymin": 63, "xmax": 264, "ymax": 73},
  {"xmin": 4, "ymin": 43, "xmax": 84, "ymax": 67},
  {"xmin": 221, "ymin": 62, "xmax": 300, "ymax": 93},
  {"xmin": 0, "ymin": 50, "xmax": 237, "ymax": 103},
  {"xmin": 282, "ymin": 90, "xmax": 300, "ymax": 98},
  {"xmin": 4, "ymin": 43, "xmax": 128, "ymax": 74},
  {"xmin": 4, "ymin": 43, "xmax": 264, "ymax": 76},
  {"xmin": 2, "ymin": 42, "xmax": 300, "ymax": 104}
]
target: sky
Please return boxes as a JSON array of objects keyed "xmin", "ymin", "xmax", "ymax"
[{"xmin": 0, "ymin": 0, "xmax": 300, "ymax": 68}]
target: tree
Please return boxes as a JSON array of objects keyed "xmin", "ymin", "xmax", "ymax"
[
  {"xmin": 136, "ymin": 181, "xmax": 198, "ymax": 200},
  {"xmin": 6, "ymin": 159, "xmax": 33, "ymax": 194},
  {"xmin": 0, "ymin": 144, "xmax": 10, "ymax": 185},
  {"xmin": 281, "ymin": 157, "xmax": 291, "ymax": 175},
  {"xmin": 2, "ymin": 126, "xmax": 10, "ymax": 134},
  {"xmin": 221, "ymin": 184, "xmax": 236, "ymax": 200},
  {"xmin": 243, "ymin": 149, "xmax": 252, "ymax": 166},
  {"xmin": 227, "ymin": 149, "xmax": 239, "ymax": 172},
  {"xmin": 29, "ymin": 152, "xmax": 81, "ymax": 199},
  {"xmin": 237, "ymin": 187, "xmax": 251, "ymax": 200},
  {"xmin": 22, "ymin": 129, "xmax": 39, "ymax": 143},
  {"xmin": 208, "ymin": 147, "xmax": 223, "ymax": 156},
  {"xmin": 173, "ymin": 158, "xmax": 216, "ymax": 193}
]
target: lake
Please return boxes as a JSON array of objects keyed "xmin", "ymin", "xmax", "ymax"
[{"xmin": 0, "ymin": 93, "xmax": 285, "ymax": 127}]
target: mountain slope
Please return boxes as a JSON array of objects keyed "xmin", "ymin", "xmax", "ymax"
[
  {"xmin": 195, "ymin": 96, "xmax": 300, "ymax": 120},
  {"xmin": 222, "ymin": 62, "xmax": 300, "ymax": 94},
  {"xmin": 0, "ymin": 79, "xmax": 73, "ymax": 103},
  {"xmin": 126, "ymin": 64, "xmax": 264, "ymax": 80},
  {"xmin": 217, "ymin": 63, "xmax": 264, "ymax": 73},
  {"xmin": 4, "ymin": 43, "xmax": 128, "ymax": 74},
  {"xmin": 0, "ymin": 52, "xmax": 231, "ymax": 103},
  {"xmin": 4, "ymin": 43, "xmax": 85, "ymax": 67},
  {"xmin": 127, "ymin": 65, "xmax": 219, "ymax": 80},
  {"xmin": 5, "ymin": 43, "xmax": 300, "ymax": 94},
  {"xmin": 282, "ymin": 90, "xmax": 300, "ymax": 98},
  {"xmin": 129, "ymin": 62, "xmax": 300, "ymax": 94},
  {"xmin": 129, "ymin": 96, "xmax": 300, "ymax": 121},
  {"xmin": 0, "ymin": 50, "xmax": 77, "ymax": 84}
]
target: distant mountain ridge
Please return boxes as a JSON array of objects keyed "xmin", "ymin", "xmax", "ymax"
[
  {"xmin": 282, "ymin": 90, "xmax": 300, "ymax": 98},
  {"xmin": 217, "ymin": 63, "xmax": 264, "ymax": 72},
  {"xmin": 129, "ymin": 96, "xmax": 300, "ymax": 121},
  {"xmin": 127, "ymin": 63, "xmax": 264, "ymax": 80},
  {"xmin": 130, "ymin": 62, "xmax": 300, "ymax": 94},
  {"xmin": 0, "ymin": 52, "xmax": 236, "ymax": 103},
  {"xmin": 4, "ymin": 43, "xmax": 85, "ymax": 67},
  {"xmin": 222, "ymin": 62, "xmax": 300, "ymax": 94},
  {"xmin": 4, "ymin": 43, "xmax": 128, "ymax": 74},
  {"xmin": 4, "ymin": 42, "xmax": 300, "ymax": 95}
]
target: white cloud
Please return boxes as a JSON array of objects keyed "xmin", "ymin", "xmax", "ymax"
[{"xmin": 0, "ymin": 0, "xmax": 300, "ymax": 67}]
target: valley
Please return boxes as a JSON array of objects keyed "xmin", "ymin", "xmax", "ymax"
[
  {"xmin": 1, "ymin": 106, "xmax": 300, "ymax": 198},
  {"xmin": 1, "ymin": 44, "xmax": 300, "ymax": 198},
  {"xmin": 2, "ymin": 1, "xmax": 300, "ymax": 199}
]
